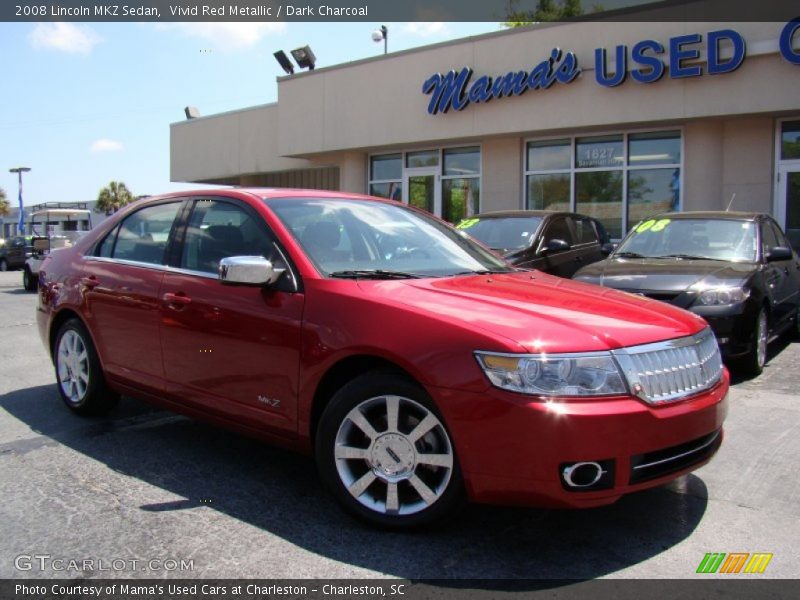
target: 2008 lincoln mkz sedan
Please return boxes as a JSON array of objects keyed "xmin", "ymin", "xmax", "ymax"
[{"xmin": 36, "ymin": 189, "xmax": 728, "ymax": 528}]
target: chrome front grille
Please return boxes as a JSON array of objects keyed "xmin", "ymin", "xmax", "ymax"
[{"xmin": 611, "ymin": 328, "xmax": 723, "ymax": 405}]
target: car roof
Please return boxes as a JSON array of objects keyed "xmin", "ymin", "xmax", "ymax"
[
  {"xmin": 469, "ymin": 210, "xmax": 589, "ymax": 219},
  {"xmin": 648, "ymin": 210, "xmax": 765, "ymax": 221},
  {"xmin": 141, "ymin": 187, "xmax": 380, "ymax": 202}
]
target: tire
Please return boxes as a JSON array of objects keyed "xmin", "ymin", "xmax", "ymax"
[
  {"xmin": 0, "ymin": 259, "xmax": 7, "ymax": 272},
  {"xmin": 53, "ymin": 318, "xmax": 119, "ymax": 416},
  {"xmin": 23, "ymin": 267, "xmax": 37, "ymax": 292},
  {"xmin": 315, "ymin": 371, "xmax": 464, "ymax": 529},
  {"xmin": 739, "ymin": 307, "xmax": 768, "ymax": 376}
]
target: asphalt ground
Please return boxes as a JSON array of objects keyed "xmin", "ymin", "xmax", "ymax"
[{"xmin": 0, "ymin": 270, "xmax": 798, "ymax": 582}]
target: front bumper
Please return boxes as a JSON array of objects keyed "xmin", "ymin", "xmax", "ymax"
[
  {"xmin": 689, "ymin": 303, "xmax": 758, "ymax": 358},
  {"xmin": 430, "ymin": 371, "xmax": 728, "ymax": 508}
]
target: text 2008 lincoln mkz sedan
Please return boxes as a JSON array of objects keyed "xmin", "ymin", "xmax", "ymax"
[{"xmin": 36, "ymin": 189, "xmax": 728, "ymax": 528}]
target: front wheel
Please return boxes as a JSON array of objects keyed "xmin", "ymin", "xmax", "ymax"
[
  {"xmin": 0, "ymin": 259, "xmax": 8, "ymax": 272},
  {"xmin": 54, "ymin": 319, "xmax": 119, "ymax": 415},
  {"xmin": 315, "ymin": 372, "xmax": 464, "ymax": 528},
  {"xmin": 739, "ymin": 308, "xmax": 768, "ymax": 376},
  {"xmin": 23, "ymin": 267, "xmax": 37, "ymax": 291}
]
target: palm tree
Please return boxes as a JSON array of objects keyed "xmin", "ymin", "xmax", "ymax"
[{"xmin": 95, "ymin": 181, "xmax": 134, "ymax": 215}]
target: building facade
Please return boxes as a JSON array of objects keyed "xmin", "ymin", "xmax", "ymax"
[{"xmin": 170, "ymin": 19, "xmax": 800, "ymax": 245}]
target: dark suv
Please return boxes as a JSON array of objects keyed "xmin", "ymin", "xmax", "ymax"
[
  {"xmin": 0, "ymin": 236, "xmax": 32, "ymax": 271},
  {"xmin": 457, "ymin": 211, "xmax": 612, "ymax": 278}
]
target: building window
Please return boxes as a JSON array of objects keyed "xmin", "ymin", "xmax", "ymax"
[
  {"xmin": 368, "ymin": 146, "xmax": 481, "ymax": 223},
  {"xmin": 781, "ymin": 121, "xmax": 800, "ymax": 160},
  {"xmin": 442, "ymin": 147, "xmax": 480, "ymax": 223},
  {"xmin": 526, "ymin": 130, "xmax": 681, "ymax": 239},
  {"xmin": 406, "ymin": 150, "xmax": 439, "ymax": 168},
  {"xmin": 775, "ymin": 120, "xmax": 800, "ymax": 252},
  {"xmin": 369, "ymin": 153, "xmax": 402, "ymax": 200}
]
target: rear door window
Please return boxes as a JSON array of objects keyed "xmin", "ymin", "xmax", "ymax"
[{"xmin": 111, "ymin": 202, "xmax": 182, "ymax": 265}]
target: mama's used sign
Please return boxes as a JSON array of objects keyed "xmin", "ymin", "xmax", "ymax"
[{"xmin": 422, "ymin": 19, "xmax": 800, "ymax": 115}]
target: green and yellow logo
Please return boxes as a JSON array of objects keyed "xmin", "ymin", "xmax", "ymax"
[{"xmin": 697, "ymin": 552, "xmax": 773, "ymax": 574}]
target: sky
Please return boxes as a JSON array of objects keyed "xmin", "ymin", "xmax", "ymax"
[{"xmin": 0, "ymin": 21, "xmax": 504, "ymax": 207}]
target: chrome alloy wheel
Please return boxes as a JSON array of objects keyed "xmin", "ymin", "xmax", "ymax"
[
  {"xmin": 57, "ymin": 330, "xmax": 90, "ymax": 405},
  {"xmin": 334, "ymin": 395, "xmax": 454, "ymax": 516},
  {"xmin": 755, "ymin": 309, "xmax": 768, "ymax": 369}
]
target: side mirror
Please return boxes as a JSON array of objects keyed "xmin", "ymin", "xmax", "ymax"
[
  {"xmin": 766, "ymin": 246, "xmax": 793, "ymax": 262},
  {"xmin": 219, "ymin": 256, "xmax": 284, "ymax": 286},
  {"xmin": 600, "ymin": 242, "xmax": 616, "ymax": 256},
  {"xmin": 542, "ymin": 238, "xmax": 571, "ymax": 254}
]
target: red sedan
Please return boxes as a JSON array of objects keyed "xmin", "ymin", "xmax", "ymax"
[{"xmin": 36, "ymin": 189, "xmax": 728, "ymax": 528}]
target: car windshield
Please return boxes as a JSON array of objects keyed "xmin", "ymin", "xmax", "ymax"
[
  {"xmin": 266, "ymin": 198, "xmax": 515, "ymax": 278},
  {"xmin": 615, "ymin": 217, "xmax": 757, "ymax": 262},
  {"xmin": 456, "ymin": 216, "xmax": 543, "ymax": 251}
]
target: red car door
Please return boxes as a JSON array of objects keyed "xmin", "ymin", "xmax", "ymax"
[
  {"xmin": 82, "ymin": 201, "xmax": 184, "ymax": 394},
  {"xmin": 158, "ymin": 197, "xmax": 304, "ymax": 438}
]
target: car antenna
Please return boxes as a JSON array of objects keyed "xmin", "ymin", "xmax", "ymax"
[{"xmin": 725, "ymin": 192, "xmax": 737, "ymax": 212}]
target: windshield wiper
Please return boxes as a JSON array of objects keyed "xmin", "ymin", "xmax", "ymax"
[
  {"xmin": 329, "ymin": 269, "xmax": 422, "ymax": 280},
  {"xmin": 450, "ymin": 268, "xmax": 515, "ymax": 276},
  {"xmin": 614, "ymin": 251, "xmax": 648, "ymax": 258},
  {"xmin": 653, "ymin": 254, "xmax": 725, "ymax": 261}
]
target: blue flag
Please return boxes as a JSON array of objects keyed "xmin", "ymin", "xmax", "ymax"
[{"xmin": 17, "ymin": 188, "xmax": 24, "ymax": 234}]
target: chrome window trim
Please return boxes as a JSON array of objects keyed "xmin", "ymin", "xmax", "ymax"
[
  {"xmin": 85, "ymin": 256, "xmax": 218, "ymax": 279},
  {"xmin": 86, "ymin": 243, "xmax": 300, "ymax": 290}
]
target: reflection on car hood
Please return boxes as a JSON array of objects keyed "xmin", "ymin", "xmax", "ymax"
[
  {"xmin": 359, "ymin": 271, "xmax": 706, "ymax": 354},
  {"xmin": 574, "ymin": 257, "xmax": 756, "ymax": 291}
]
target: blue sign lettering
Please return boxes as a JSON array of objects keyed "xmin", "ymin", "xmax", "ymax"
[
  {"xmin": 707, "ymin": 29, "xmax": 746, "ymax": 74},
  {"xmin": 669, "ymin": 33, "xmax": 703, "ymax": 78},
  {"xmin": 595, "ymin": 45, "xmax": 627, "ymax": 87},
  {"xmin": 423, "ymin": 21, "xmax": 796, "ymax": 115},
  {"xmin": 780, "ymin": 18, "xmax": 800, "ymax": 64},
  {"xmin": 631, "ymin": 40, "xmax": 665, "ymax": 84},
  {"xmin": 421, "ymin": 68, "xmax": 471, "ymax": 115},
  {"xmin": 422, "ymin": 48, "xmax": 580, "ymax": 115}
]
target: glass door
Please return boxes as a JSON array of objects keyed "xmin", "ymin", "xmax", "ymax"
[
  {"xmin": 778, "ymin": 166, "xmax": 800, "ymax": 252},
  {"xmin": 403, "ymin": 168, "xmax": 440, "ymax": 217}
]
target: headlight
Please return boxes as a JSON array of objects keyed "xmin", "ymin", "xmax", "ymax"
[
  {"xmin": 474, "ymin": 351, "xmax": 627, "ymax": 397},
  {"xmin": 693, "ymin": 285, "xmax": 750, "ymax": 306}
]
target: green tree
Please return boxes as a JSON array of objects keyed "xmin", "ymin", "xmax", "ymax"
[
  {"xmin": 95, "ymin": 181, "xmax": 134, "ymax": 215},
  {"xmin": 0, "ymin": 187, "xmax": 10, "ymax": 218},
  {"xmin": 504, "ymin": 0, "xmax": 600, "ymax": 26}
]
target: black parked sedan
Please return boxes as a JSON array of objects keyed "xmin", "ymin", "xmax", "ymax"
[
  {"xmin": 574, "ymin": 211, "xmax": 800, "ymax": 375},
  {"xmin": 0, "ymin": 236, "xmax": 32, "ymax": 271},
  {"xmin": 456, "ymin": 211, "xmax": 612, "ymax": 278}
]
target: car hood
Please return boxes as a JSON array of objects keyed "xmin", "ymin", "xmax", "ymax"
[
  {"xmin": 574, "ymin": 257, "xmax": 755, "ymax": 291},
  {"xmin": 359, "ymin": 271, "xmax": 707, "ymax": 354}
]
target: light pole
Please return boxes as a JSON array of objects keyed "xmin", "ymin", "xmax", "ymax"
[
  {"xmin": 9, "ymin": 167, "xmax": 31, "ymax": 235},
  {"xmin": 372, "ymin": 25, "xmax": 388, "ymax": 55}
]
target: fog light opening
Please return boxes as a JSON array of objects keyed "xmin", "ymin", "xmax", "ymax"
[{"xmin": 562, "ymin": 461, "xmax": 605, "ymax": 488}]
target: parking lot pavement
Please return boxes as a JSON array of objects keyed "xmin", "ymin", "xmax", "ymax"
[{"xmin": 0, "ymin": 269, "xmax": 798, "ymax": 582}]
